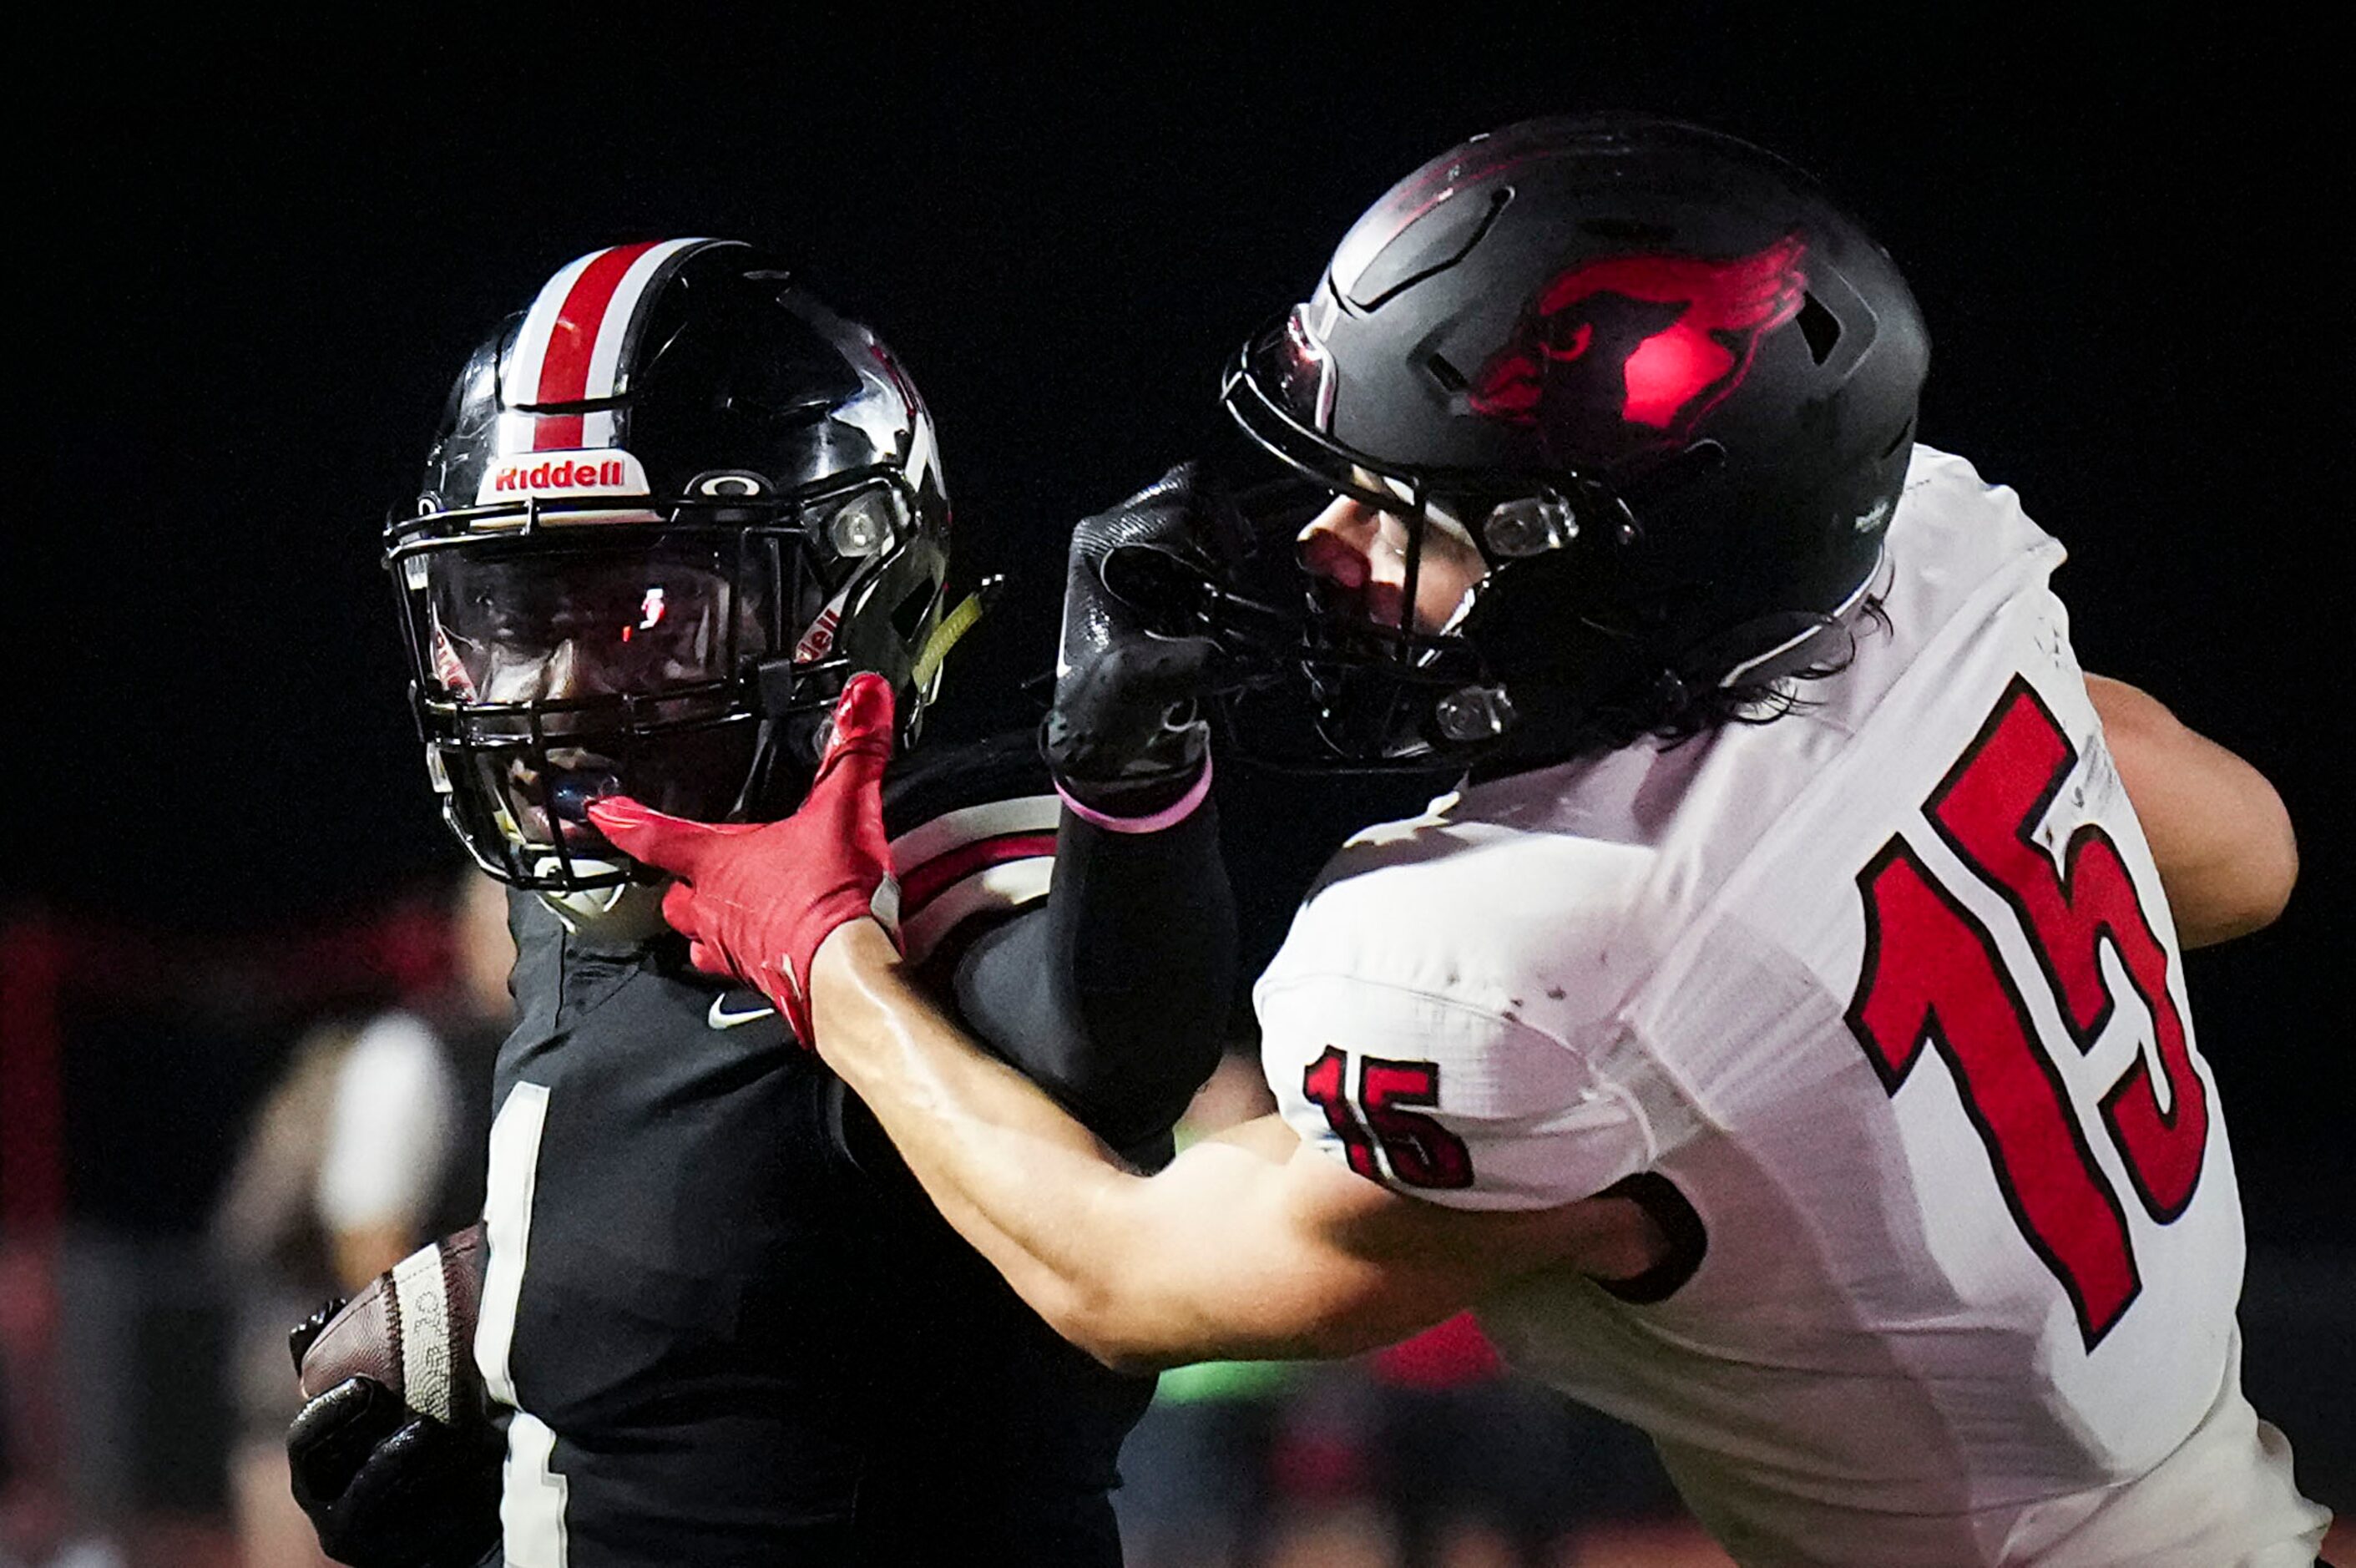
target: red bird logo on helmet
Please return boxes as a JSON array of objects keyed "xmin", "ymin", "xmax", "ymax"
[{"xmin": 1470, "ymin": 235, "xmax": 1807, "ymax": 465}]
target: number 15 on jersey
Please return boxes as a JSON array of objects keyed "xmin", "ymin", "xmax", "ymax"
[{"xmin": 1846, "ymin": 675, "xmax": 2210, "ymax": 1350}]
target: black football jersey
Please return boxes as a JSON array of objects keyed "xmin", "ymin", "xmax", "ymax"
[{"xmin": 478, "ymin": 731, "xmax": 1228, "ymax": 1565}]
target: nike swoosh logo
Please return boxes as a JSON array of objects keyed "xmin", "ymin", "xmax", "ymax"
[{"xmin": 707, "ymin": 994, "xmax": 776, "ymax": 1030}]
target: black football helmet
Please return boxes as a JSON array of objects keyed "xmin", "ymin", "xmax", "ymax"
[
  {"xmin": 1220, "ymin": 115, "xmax": 1929, "ymax": 770},
  {"xmin": 386, "ymin": 239, "xmax": 953, "ymax": 893}
]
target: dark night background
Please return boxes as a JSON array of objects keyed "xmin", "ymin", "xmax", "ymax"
[{"xmin": 8, "ymin": 8, "xmax": 2348, "ymax": 1490}]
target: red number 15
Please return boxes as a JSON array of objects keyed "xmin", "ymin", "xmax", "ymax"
[
  {"xmin": 1302, "ymin": 1047, "xmax": 1475, "ymax": 1190},
  {"xmin": 1846, "ymin": 676, "xmax": 2209, "ymax": 1349}
]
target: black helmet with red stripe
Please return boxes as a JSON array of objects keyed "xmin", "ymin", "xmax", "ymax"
[
  {"xmin": 1220, "ymin": 115, "xmax": 1929, "ymax": 771},
  {"xmin": 386, "ymin": 239, "xmax": 957, "ymax": 898}
]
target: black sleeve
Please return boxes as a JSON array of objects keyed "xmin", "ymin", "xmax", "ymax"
[{"xmin": 948, "ymin": 795, "xmax": 1234, "ymax": 1168}]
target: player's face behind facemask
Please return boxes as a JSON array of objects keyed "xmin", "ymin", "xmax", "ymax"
[
  {"xmin": 415, "ymin": 534, "xmax": 782, "ymax": 882},
  {"xmin": 1294, "ymin": 480, "xmax": 1489, "ymax": 638}
]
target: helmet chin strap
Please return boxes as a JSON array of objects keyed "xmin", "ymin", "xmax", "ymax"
[{"xmin": 910, "ymin": 578, "xmax": 998, "ymax": 694}]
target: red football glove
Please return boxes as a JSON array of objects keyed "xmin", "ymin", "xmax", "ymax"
[{"xmin": 588, "ymin": 673, "xmax": 899, "ymax": 1044}]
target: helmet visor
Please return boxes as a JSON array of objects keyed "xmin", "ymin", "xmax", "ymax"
[
  {"xmin": 1251, "ymin": 304, "xmax": 1337, "ymax": 436},
  {"xmin": 1228, "ymin": 311, "xmax": 1462, "ymax": 524},
  {"xmin": 414, "ymin": 537, "xmax": 769, "ymax": 710}
]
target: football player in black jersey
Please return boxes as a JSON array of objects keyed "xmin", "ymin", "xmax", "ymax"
[{"xmin": 285, "ymin": 239, "xmax": 1234, "ymax": 1566}]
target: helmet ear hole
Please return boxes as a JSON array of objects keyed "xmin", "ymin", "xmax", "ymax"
[
  {"xmin": 1797, "ymin": 294, "xmax": 1842, "ymax": 365},
  {"xmin": 891, "ymin": 582, "xmax": 938, "ymax": 643}
]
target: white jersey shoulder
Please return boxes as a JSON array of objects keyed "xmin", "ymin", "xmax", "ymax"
[
  {"xmin": 1257, "ymin": 446, "xmax": 2326, "ymax": 1565},
  {"xmin": 1261, "ymin": 445, "xmax": 2058, "ymax": 1211}
]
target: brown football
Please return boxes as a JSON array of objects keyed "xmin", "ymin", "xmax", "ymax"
[{"xmin": 296, "ymin": 1222, "xmax": 488, "ymax": 1425}]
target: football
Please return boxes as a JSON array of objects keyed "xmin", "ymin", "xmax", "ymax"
[{"xmin": 296, "ymin": 1222, "xmax": 487, "ymax": 1426}]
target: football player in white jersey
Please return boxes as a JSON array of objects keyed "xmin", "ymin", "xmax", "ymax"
[{"xmin": 605, "ymin": 118, "xmax": 2329, "ymax": 1565}]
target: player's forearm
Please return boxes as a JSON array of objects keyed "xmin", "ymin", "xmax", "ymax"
[{"xmin": 813, "ymin": 922, "xmax": 1458, "ymax": 1370}]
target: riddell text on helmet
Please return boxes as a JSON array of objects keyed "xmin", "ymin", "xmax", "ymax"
[{"xmin": 475, "ymin": 448, "xmax": 652, "ymax": 504}]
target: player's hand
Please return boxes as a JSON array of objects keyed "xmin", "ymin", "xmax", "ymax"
[
  {"xmin": 589, "ymin": 673, "xmax": 899, "ymax": 1044},
  {"xmin": 286, "ymin": 1375, "xmax": 503, "ymax": 1568},
  {"xmin": 1045, "ymin": 463, "xmax": 1240, "ymax": 816}
]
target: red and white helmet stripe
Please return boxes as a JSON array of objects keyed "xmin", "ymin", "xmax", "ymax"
[{"xmin": 501, "ymin": 238, "xmax": 713, "ymax": 452}]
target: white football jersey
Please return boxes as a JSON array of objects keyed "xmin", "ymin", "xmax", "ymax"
[{"xmin": 1258, "ymin": 447, "xmax": 2327, "ymax": 1565}]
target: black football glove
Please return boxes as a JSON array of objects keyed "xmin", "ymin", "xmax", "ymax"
[
  {"xmin": 1045, "ymin": 463, "xmax": 1251, "ymax": 812},
  {"xmin": 286, "ymin": 1373, "xmax": 503, "ymax": 1568}
]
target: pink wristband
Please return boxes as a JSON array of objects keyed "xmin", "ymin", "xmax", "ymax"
[{"xmin": 1054, "ymin": 750, "xmax": 1214, "ymax": 835}]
